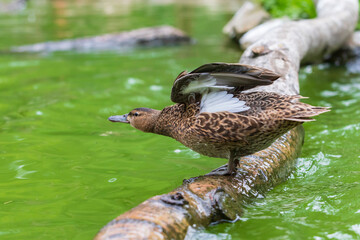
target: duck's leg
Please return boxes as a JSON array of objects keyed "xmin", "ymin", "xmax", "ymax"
[
  {"xmin": 206, "ymin": 151, "xmax": 239, "ymax": 176},
  {"xmin": 227, "ymin": 150, "xmax": 239, "ymax": 175}
]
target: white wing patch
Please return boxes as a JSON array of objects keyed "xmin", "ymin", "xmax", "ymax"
[
  {"xmin": 179, "ymin": 73, "xmax": 248, "ymax": 113},
  {"xmin": 181, "ymin": 74, "xmax": 233, "ymax": 94},
  {"xmin": 200, "ymin": 91, "xmax": 250, "ymax": 113}
]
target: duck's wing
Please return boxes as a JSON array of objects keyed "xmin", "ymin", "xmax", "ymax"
[
  {"xmin": 171, "ymin": 63, "xmax": 280, "ymax": 113},
  {"xmin": 171, "ymin": 63, "xmax": 279, "ymax": 103}
]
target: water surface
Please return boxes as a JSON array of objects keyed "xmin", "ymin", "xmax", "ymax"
[{"xmin": 0, "ymin": 1, "xmax": 359, "ymax": 239}]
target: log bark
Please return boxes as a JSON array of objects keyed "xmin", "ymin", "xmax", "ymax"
[
  {"xmin": 223, "ymin": 1, "xmax": 270, "ymax": 40},
  {"xmin": 94, "ymin": 0, "xmax": 358, "ymax": 239}
]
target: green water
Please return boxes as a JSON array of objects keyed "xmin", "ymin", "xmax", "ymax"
[{"xmin": 0, "ymin": 1, "xmax": 359, "ymax": 239}]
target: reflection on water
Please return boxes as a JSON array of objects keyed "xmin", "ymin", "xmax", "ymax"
[{"xmin": 0, "ymin": 0, "xmax": 360, "ymax": 240}]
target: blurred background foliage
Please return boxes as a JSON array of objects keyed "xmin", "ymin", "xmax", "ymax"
[
  {"xmin": 259, "ymin": 0, "xmax": 360, "ymax": 29},
  {"xmin": 259, "ymin": 0, "xmax": 316, "ymax": 19}
]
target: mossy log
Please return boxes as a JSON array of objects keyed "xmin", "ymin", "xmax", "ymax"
[{"xmin": 94, "ymin": 0, "xmax": 358, "ymax": 239}]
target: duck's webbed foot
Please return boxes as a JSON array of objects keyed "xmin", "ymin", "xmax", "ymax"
[
  {"xmin": 206, "ymin": 153, "xmax": 240, "ymax": 176},
  {"xmin": 206, "ymin": 165, "xmax": 233, "ymax": 176}
]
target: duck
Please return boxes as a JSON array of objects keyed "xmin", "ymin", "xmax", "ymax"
[{"xmin": 108, "ymin": 63, "xmax": 329, "ymax": 175}]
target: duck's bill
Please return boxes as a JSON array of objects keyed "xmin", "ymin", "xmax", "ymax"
[{"xmin": 108, "ymin": 114, "xmax": 129, "ymax": 123}]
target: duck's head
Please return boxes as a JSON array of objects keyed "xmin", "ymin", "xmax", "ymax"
[{"xmin": 108, "ymin": 107, "xmax": 161, "ymax": 133}]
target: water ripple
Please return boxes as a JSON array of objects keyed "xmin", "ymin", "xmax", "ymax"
[
  {"xmin": 317, "ymin": 123, "xmax": 360, "ymax": 138},
  {"xmin": 306, "ymin": 196, "xmax": 338, "ymax": 215},
  {"xmin": 9, "ymin": 160, "xmax": 37, "ymax": 179}
]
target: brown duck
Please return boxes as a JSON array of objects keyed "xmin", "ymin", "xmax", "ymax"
[{"xmin": 109, "ymin": 63, "xmax": 329, "ymax": 175}]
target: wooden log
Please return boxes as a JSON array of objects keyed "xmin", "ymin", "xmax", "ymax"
[
  {"xmin": 94, "ymin": 0, "xmax": 358, "ymax": 239},
  {"xmin": 95, "ymin": 126, "xmax": 304, "ymax": 239},
  {"xmin": 223, "ymin": 1, "xmax": 270, "ymax": 40},
  {"xmin": 9, "ymin": 25, "xmax": 192, "ymax": 53}
]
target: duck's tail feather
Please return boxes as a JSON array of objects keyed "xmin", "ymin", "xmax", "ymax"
[{"xmin": 284, "ymin": 105, "xmax": 331, "ymax": 122}]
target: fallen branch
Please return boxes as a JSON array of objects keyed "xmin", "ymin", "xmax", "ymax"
[
  {"xmin": 95, "ymin": 126, "xmax": 303, "ymax": 239},
  {"xmin": 10, "ymin": 25, "xmax": 192, "ymax": 53},
  {"xmin": 94, "ymin": 0, "xmax": 358, "ymax": 239}
]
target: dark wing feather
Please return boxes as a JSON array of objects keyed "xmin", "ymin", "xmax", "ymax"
[
  {"xmin": 171, "ymin": 62, "xmax": 280, "ymax": 103},
  {"xmin": 190, "ymin": 62, "xmax": 279, "ymax": 80}
]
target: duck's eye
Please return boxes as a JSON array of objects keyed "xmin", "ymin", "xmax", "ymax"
[{"xmin": 134, "ymin": 112, "xmax": 139, "ymax": 117}]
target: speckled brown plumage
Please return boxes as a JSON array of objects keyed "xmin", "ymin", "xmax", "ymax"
[
  {"xmin": 153, "ymin": 92, "xmax": 327, "ymax": 160},
  {"xmin": 109, "ymin": 63, "xmax": 329, "ymax": 175}
]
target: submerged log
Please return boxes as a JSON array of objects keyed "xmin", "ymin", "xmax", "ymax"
[
  {"xmin": 94, "ymin": 0, "xmax": 358, "ymax": 239},
  {"xmin": 10, "ymin": 25, "xmax": 192, "ymax": 53}
]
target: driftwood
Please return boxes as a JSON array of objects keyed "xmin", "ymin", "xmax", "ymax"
[
  {"xmin": 223, "ymin": 1, "xmax": 270, "ymax": 40},
  {"xmin": 94, "ymin": 0, "xmax": 358, "ymax": 239},
  {"xmin": 10, "ymin": 26, "xmax": 192, "ymax": 53}
]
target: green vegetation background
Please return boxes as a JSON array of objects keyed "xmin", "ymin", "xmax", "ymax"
[{"xmin": 259, "ymin": 0, "xmax": 360, "ymax": 29}]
